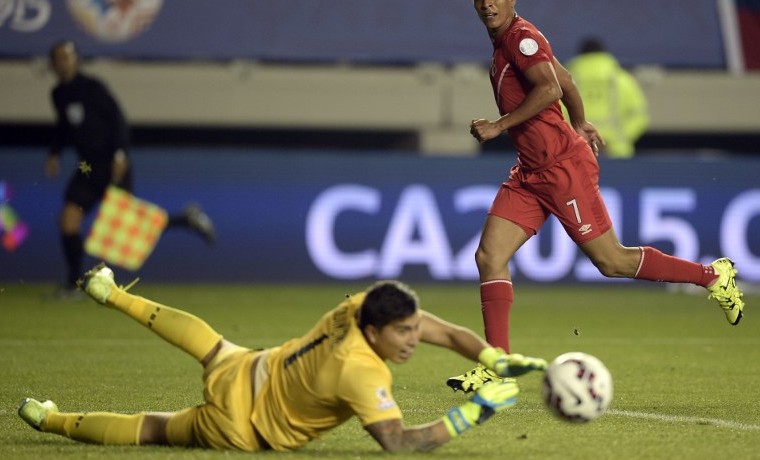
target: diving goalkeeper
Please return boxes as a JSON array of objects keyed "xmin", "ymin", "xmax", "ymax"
[{"xmin": 18, "ymin": 263, "xmax": 546, "ymax": 452}]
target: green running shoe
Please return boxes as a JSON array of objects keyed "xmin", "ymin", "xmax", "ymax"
[
  {"xmin": 446, "ymin": 364, "xmax": 516, "ymax": 393},
  {"xmin": 707, "ymin": 257, "xmax": 745, "ymax": 325},
  {"xmin": 18, "ymin": 398, "xmax": 58, "ymax": 431}
]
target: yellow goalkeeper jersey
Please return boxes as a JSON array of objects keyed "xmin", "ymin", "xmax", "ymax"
[{"xmin": 252, "ymin": 292, "xmax": 402, "ymax": 450}]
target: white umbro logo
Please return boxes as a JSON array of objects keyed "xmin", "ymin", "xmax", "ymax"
[{"xmin": 578, "ymin": 224, "xmax": 592, "ymax": 235}]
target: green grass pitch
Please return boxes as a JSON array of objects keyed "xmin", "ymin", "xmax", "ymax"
[{"xmin": 1, "ymin": 281, "xmax": 758, "ymax": 459}]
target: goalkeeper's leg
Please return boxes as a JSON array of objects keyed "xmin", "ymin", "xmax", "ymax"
[
  {"xmin": 45, "ymin": 411, "xmax": 146, "ymax": 445},
  {"xmin": 79, "ymin": 264, "xmax": 222, "ymax": 363},
  {"xmin": 19, "ymin": 397, "xmax": 146, "ymax": 445},
  {"xmin": 20, "ymin": 398, "xmax": 180, "ymax": 446}
]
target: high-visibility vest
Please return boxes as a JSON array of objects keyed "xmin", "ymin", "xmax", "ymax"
[{"xmin": 564, "ymin": 52, "xmax": 650, "ymax": 158}]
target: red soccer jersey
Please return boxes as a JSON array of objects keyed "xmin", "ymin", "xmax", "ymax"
[{"xmin": 489, "ymin": 16, "xmax": 587, "ymax": 171}]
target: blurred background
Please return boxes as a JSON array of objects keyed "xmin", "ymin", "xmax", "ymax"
[{"xmin": 1, "ymin": 0, "xmax": 759, "ymax": 286}]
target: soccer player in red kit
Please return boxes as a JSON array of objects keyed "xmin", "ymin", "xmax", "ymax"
[{"xmin": 447, "ymin": 0, "xmax": 745, "ymax": 393}]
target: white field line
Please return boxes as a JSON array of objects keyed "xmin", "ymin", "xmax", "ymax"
[
  {"xmin": 608, "ymin": 409, "xmax": 760, "ymax": 431},
  {"xmin": 507, "ymin": 407, "xmax": 760, "ymax": 432},
  {"xmin": 517, "ymin": 337, "xmax": 760, "ymax": 346}
]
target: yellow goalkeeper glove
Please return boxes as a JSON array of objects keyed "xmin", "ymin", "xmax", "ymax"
[
  {"xmin": 479, "ymin": 346, "xmax": 547, "ymax": 377},
  {"xmin": 442, "ymin": 380, "xmax": 519, "ymax": 437}
]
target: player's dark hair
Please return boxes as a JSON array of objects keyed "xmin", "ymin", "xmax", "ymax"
[{"xmin": 358, "ymin": 280, "xmax": 419, "ymax": 331}]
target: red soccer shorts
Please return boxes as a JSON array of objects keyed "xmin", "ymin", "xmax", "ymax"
[{"xmin": 489, "ymin": 149, "xmax": 612, "ymax": 244}]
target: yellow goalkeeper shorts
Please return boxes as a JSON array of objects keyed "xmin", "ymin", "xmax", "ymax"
[{"xmin": 165, "ymin": 346, "xmax": 267, "ymax": 451}]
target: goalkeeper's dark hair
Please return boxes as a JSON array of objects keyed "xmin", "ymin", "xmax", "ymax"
[{"xmin": 358, "ymin": 280, "xmax": 419, "ymax": 330}]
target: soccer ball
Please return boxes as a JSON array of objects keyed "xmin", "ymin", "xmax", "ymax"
[{"xmin": 542, "ymin": 352, "xmax": 613, "ymax": 423}]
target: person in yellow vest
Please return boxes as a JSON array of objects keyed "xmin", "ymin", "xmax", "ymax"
[
  {"xmin": 564, "ymin": 37, "xmax": 650, "ymax": 158},
  {"xmin": 18, "ymin": 263, "xmax": 547, "ymax": 452}
]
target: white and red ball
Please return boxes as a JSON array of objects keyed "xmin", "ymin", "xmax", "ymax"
[{"xmin": 542, "ymin": 352, "xmax": 613, "ymax": 423}]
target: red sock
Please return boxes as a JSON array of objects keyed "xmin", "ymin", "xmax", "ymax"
[
  {"xmin": 480, "ymin": 280, "xmax": 513, "ymax": 353},
  {"xmin": 634, "ymin": 246, "xmax": 718, "ymax": 287}
]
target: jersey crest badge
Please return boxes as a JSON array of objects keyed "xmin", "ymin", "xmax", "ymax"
[
  {"xmin": 519, "ymin": 38, "xmax": 539, "ymax": 56},
  {"xmin": 375, "ymin": 387, "xmax": 397, "ymax": 410}
]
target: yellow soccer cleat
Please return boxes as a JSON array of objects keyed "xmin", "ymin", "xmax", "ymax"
[
  {"xmin": 446, "ymin": 364, "xmax": 516, "ymax": 393},
  {"xmin": 76, "ymin": 262, "xmax": 139, "ymax": 305},
  {"xmin": 18, "ymin": 398, "xmax": 58, "ymax": 431},
  {"xmin": 76, "ymin": 262, "xmax": 117, "ymax": 304},
  {"xmin": 707, "ymin": 258, "xmax": 745, "ymax": 325}
]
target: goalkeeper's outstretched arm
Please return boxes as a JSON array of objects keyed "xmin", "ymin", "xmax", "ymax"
[
  {"xmin": 419, "ymin": 310, "xmax": 547, "ymax": 377},
  {"xmin": 364, "ymin": 418, "xmax": 451, "ymax": 452},
  {"xmin": 418, "ymin": 310, "xmax": 489, "ymax": 359},
  {"xmin": 364, "ymin": 381, "xmax": 519, "ymax": 452}
]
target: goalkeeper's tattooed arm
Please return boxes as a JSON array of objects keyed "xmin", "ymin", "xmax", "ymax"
[
  {"xmin": 364, "ymin": 418, "xmax": 451, "ymax": 452},
  {"xmin": 364, "ymin": 381, "xmax": 520, "ymax": 452}
]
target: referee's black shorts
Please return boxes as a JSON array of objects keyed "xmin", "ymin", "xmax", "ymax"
[{"xmin": 63, "ymin": 167, "xmax": 133, "ymax": 213}]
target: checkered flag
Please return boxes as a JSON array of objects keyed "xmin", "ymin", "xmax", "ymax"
[{"xmin": 85, "ymin": 186, "xmax": 167, "ymax": 270}]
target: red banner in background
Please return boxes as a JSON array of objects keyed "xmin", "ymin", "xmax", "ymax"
[{"xmin": 737, "ymin": 0, "xmax": 760, "ymax": 69}]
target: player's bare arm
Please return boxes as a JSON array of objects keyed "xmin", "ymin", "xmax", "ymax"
[
  {"xmin": 552, "ymin": 56, "xmax": 604, "ymax": 153},
  {"xmin": 470, "ymin": 61, "xmax": 561, "ymax": 143},
  {"xmin": 552, "ymin": 56, "xmax": 585, "ymax": 125},
  {"xmin": 419, "ymin": 310, "xmax": 487, "ymax": 361},
  {"xmin": 364, "ymin": 418, "xmax": 451, "ymax": 452}
]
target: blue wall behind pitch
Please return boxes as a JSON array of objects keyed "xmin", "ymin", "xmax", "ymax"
[
  {"xmin": 2, "ymin": 148, "xmax": 759, "ymax": 285},
  {"xmin": 0, "ymin": 0, "xmax": 726, "ymax": 68}
]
